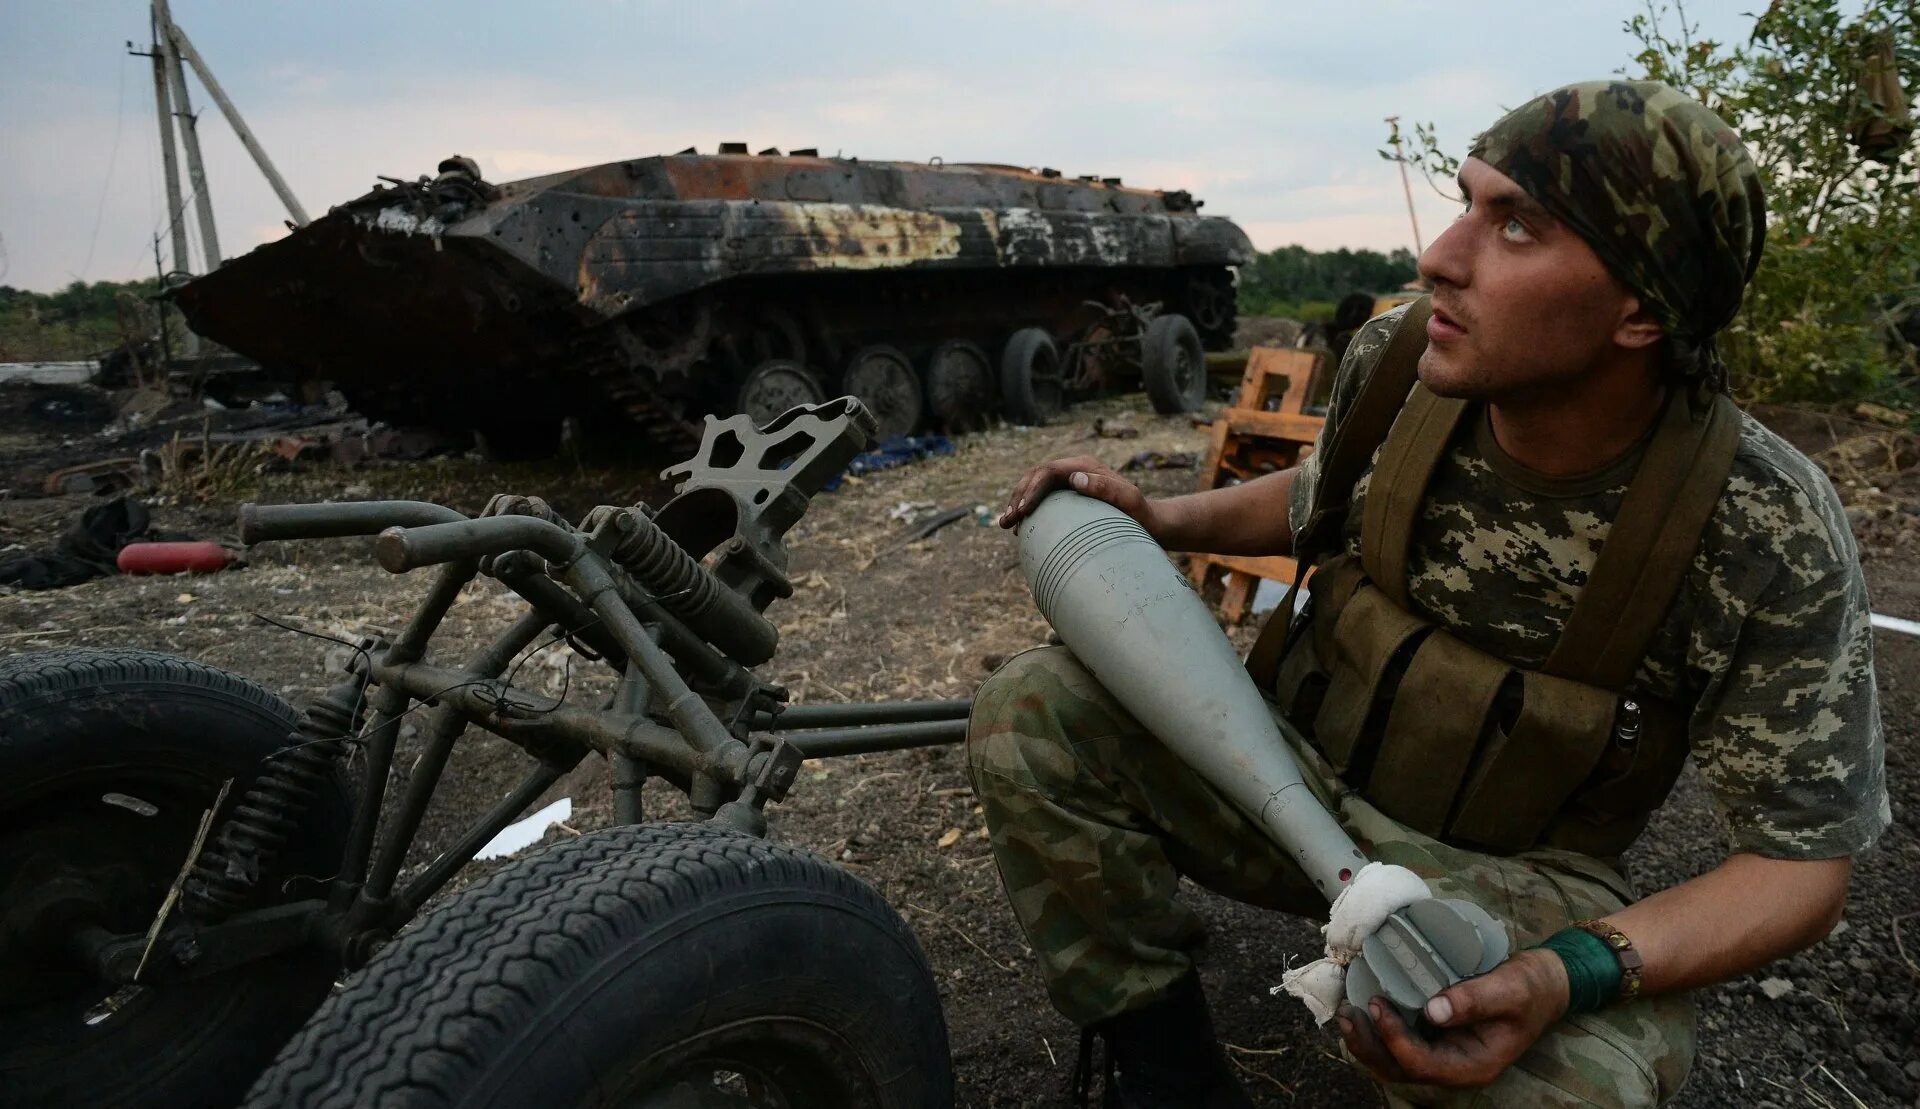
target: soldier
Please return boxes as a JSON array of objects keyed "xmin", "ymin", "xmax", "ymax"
[{"xmin": 974, "ymin": 80, "xmax": 1889, "ymax": 1108}]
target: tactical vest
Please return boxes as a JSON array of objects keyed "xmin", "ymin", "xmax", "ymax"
[{"xmin": 1246, "ymin": 298, "xmax": 1741, "ymax": 862}]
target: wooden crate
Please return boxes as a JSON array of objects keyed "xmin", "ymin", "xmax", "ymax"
[{"xmin": 1187, "ymin": 347, "xmax": 1327, "ymax": 622}]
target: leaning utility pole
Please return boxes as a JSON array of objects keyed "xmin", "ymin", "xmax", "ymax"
[
  {"xmin": 167, "ymin": 22, "xmax": 309, "ymax": 226},
  {"xmin": 1384, "ymin": 116, "xmax": 1425, "ymax": 257},
  {"xmin": 141, "ymin": 16, "xmax": 192, "ymax": 282},
  {"xmin": 154, "ymin": 0, "xmax": 221, "ymax": 269}
]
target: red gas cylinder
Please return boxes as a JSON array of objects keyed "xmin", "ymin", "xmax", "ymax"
[{"xmin": 117, "ymin": 541, "xmax": 232, "ymax": 575}]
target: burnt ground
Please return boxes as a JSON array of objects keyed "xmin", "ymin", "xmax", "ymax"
[{"xmin": 1, "ymin": 383, "xmax": 1917, "ymax": 1107}]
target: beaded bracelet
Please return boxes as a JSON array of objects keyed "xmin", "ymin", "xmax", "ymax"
[{"xmin": 1571, "ymin": 918, "xmax": 1645, "ymax": 1001}]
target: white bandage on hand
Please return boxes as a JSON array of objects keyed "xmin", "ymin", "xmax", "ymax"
[{"xmin": 1273, "ymin": 861, "xmax": 1432, "ymax": 1025}]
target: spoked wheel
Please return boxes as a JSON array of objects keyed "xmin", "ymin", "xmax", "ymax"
[
  {"xmin": 737, "ymin": 359, "xmax": 827, "ymax": 429},
  {"xmin": 840, "ymin": 345, "xmax": 923, "ymax": 441},
  {"xmin": 1142, "ymin": 312, "xmax": 1207, "ymax": 414},
  {"xmin": 248, "ymin": 825, "xmax": 953, "ymax": 1109},
  {"xmin": 999, "ymin": 327, "xmax": 1064, "ymax": 426},
  {"xmin": 921, "ymin": 339, "xmax": 996, "ymax": 432},
  {"xmin": 0, "ymin": 649, "xmax": 354, "ymax": 1108}
]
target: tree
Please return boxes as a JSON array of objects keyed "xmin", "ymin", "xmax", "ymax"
[
  {"xmin": 0, "ymin": 277, "xmax": 172, "ymax": 362},
  {"xmin": 1237, "ymin": 245, "xmax": 1421, "ymax": 319}
]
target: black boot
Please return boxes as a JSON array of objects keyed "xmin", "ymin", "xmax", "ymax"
[{"xmin": 1071, "ymin": 972, "xmax": 1255, "ymax": 1108}]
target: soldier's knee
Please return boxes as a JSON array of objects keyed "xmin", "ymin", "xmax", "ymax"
[
  {"xmin": 968, "ymin": 647, "xmax": 1080, "ymax": 743},
  {"xmin": 966, "ymin": 646, "xmax": 1101, "ymax": 795}
]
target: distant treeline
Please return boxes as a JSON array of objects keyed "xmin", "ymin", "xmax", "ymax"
[
  {"xmin": 1236, "ymin": 245, "xmax": 1420, "ymax": 322},
  {"xmin": 0, "ymin": 278, "xmax": 174, "ymax": 362}
]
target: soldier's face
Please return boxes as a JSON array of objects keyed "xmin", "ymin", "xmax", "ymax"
[{"xmin": 1414, "ymin": 158, "xmax": 1651, "ymax": 401}]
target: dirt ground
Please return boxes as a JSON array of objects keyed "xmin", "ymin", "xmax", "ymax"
[{"xmin": 2, "ymin": 382, "xmax": 1917, "ymax": 1108}]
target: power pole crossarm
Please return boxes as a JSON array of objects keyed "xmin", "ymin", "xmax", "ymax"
[{"xmin": 167, "ymin": 22, "xmax": 310, "ymax": 226}]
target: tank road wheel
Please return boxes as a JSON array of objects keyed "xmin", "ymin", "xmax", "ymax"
[
  {"xmin": 0, "ymin": 649, "xmax": 354, "ymax": 1109},
  {"xmin": 737, "ymin": 359, "xmax": 827, "ymax": 429},
  {"xmin": 841, "ymin": 344, "xmax": 924, "ymax": 441},
  {"xmin": 1000, "ymin": 327, "xmax": 1064, "ymax": 426},
  {"xmin": 922, "ymin": 339, "xmax": 996, "ymax": 432},
  {"xmin": 246, "ymin": 824, "xmax": 954, "ymax": 1109},
  {"xmin": 1142, "ymin": 313, "xmax": 1207, "ymax": 414}
]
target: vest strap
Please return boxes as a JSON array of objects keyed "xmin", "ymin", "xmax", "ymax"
[
  {"xmin": 1360, "ymin": 384, "xmax": 1469, "ymax": 611},
  {"xmin": 1272, "ymin": 554, "xmax": 1368, "ymax": 715},
  {"xmin": 1246, "ymin": 298, "xmax": 1432, "ymax": 689},
  {"xmin": 1543, "ymin": 393, "xmax": 1741, "ymax": 691}
]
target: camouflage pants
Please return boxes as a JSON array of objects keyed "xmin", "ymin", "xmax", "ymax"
[{"xmin": 965, "ymin": 646, "xmax": 1696, "ymax": 1107}]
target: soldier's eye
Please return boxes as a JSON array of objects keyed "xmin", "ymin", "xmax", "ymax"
[{"xmin": 1502, "ymin": 216, "xmax": 1534, "ymax": 243}]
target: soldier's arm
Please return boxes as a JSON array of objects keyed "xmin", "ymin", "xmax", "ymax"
[
  {"xmin": 1145, "ymin": 468, "xmax": 1300, "ymax": 554},
  {"xmin": 999, "ymin": 308, "xmax": 1403, "ymax": 552},
  {"xmin": 1609, "ymin": 550, "xmax": 1886, "ymax": 985},
  {"xmin": 997, "ymin": 459, "xmax": 1300, "ymax": 556},
  {"xmin": 1603, "ymin": 852, "xmax": 1850, "ymax": 993},
  {"xmin": 1349, "ymin": 853, "xmax": 1853, "ymax": 1088}
]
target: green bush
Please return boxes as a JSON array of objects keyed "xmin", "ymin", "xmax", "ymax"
[
  {"xmin": 1236, "ymin": 245, "xmax": 1418, "ymax": 319},
  {"xmin": 0, "ymin": 278, "xmax": 177, "ymax": 362}
]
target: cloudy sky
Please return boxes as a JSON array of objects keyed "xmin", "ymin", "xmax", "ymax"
[{"xmin": 0, "ymin": 1, "xmax": 1760, "ymax": 292}]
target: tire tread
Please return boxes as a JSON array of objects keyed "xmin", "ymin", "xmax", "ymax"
[
  {"xmin": 247, "ymin": 824, "xmax": 946, "ymax": 1108},
  {"xmin": 0, "ymin": 647, "xmax": 294, "ymax": 720}
]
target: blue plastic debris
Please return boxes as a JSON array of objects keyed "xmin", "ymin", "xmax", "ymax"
[{"xmin": 823, "ymin": 435, "xmax": 954, "ymax": 491}]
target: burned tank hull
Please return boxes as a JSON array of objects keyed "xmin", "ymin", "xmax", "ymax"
[{"xmin": 172, "ymin": 152, "xmax": 1253, "ymax": 450}]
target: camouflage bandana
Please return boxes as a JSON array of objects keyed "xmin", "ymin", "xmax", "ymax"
[{"xmin": 1468, "ymin": 80, "xmax": 1767, "ymax": 394}]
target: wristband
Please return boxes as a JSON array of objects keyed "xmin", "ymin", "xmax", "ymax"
[
  {"xmin": 1570, "ymin": 918, "xmax": 1645, "ymax": 1001},
  {"xmin": 1534, "ymin": 928, "xmax": 1622, "ymax": 1015}
]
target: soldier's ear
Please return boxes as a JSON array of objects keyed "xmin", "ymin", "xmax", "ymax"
[{"xmin": 1614, "ymin": 297, "xmax": 1664, "ymax": 352}]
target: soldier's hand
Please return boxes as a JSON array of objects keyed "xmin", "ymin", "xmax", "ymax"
[
  {"xmin": 1336, "ymin": 948, "xmax": 1570, "ymax": 1089},
  {"xmin": 997, "ymin": 456, "xmax": 1158, "ymax": 536}
]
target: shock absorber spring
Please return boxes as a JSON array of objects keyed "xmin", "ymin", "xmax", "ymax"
[
  {"xmin": 604, "ymin": 511, "xmax": 726, "ymax": 618},
  {"xmin": 580, "ymin": 506, "xmax": 779, "ymax": 666},
  {"xmin": 181, "ymin": 681, "xmax": 362, "ymax": 923}
]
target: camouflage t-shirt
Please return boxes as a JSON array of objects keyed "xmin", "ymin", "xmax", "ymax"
[{"xmin": 1287, "ymin": 305, "xmax": 1890, "ymax": 860}]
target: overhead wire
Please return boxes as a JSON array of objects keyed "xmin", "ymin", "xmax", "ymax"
[{"xmin": 80, "ymin": 51, "xmax": 133, "ymax": 281}]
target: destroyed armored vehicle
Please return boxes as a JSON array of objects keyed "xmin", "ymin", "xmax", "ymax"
[{"xmin": 170, "ymin": 150, "xmax": 1254, "ymax": 455}]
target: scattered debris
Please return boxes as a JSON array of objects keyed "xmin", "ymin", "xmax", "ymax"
[
  {"xmin": 825, "ymin": 435, "xmax": 955, "ymax": 491},
  {"xmin": 475, "ymin": 797, "xmax": 574, "ymax": 860},
  {"xmin": 117, "ymin": 541, "xmax": 233, "ymax": 576},
  {"xmin": 1091, "ymin": 416, "xmax": 1141, "ymax": 440},
  {"xmin": 43, "ymin": 458, "xmax": 142, "ymax": 497},
  {"xmin": 1854, "ymin": 401, "xmax": 1908, "ymax": 426},
  {"xmin": 0, "ymin": 497, "xmax": 189, "ymax": 590},
  {"xmin": 0, "ymin": 361, "xmax": 97, "ymax": 385},
  {"xmin": 903, "ymin": 507, "xmax": 972, "ymax": 543},
  {"xmin": 889, "ymin": 500, "xmax": 939, "ymax": 523},
  {"xmin": 1122, "ymin": 450, "xmax": 1198, "ymax": 471},
  {"xmin": 1818, "ymin": 431, "xmax": 1920, "ymax": 490},
  {"xmin": 1759, "ymin": 977, "xmax": 1796, "ymax": 1000}
]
